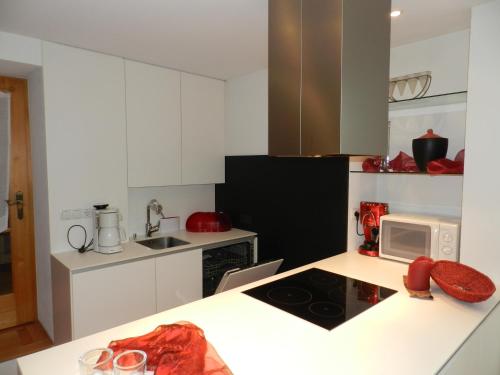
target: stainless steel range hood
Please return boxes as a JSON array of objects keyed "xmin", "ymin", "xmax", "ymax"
[{"xmin": 268, "ymin": 0, "xmax": 391, "ymax": 156}]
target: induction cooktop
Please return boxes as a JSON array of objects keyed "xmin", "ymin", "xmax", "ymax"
[{"xmin": 243, "ymin": 267, "xmax": 397, "ymax": 330}]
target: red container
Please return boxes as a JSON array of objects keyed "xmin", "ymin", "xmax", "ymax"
[
  {"xmin": 431, "ymin": 261, "xmax": 496, "ymax": 303},
  {"xmin": 407, "ymin": 256, "xmax": 434, "ymax": 291},
  {"xmin": 186, "ymin": 212, "xmax": 232, "ymax": 232}
]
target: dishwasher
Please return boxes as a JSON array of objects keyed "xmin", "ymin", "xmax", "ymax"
[{"xmin": 202, "ymin": 237, "xmax": 257, "ymax": 297}]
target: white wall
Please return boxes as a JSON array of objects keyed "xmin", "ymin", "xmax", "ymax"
[
  {"xmin": 0, "ymin": 31, "xmax": 41, "ymax": 77},
  {"xmin": 390, "ymin": 30, "xmax": 470, "ymax": 96},
  {"xmin": 27, "ymin": 67, "xmax": 53, "ymax": 338},
  {"xmin": 388, "ymin": 105, "xmax": 466, "ymax": 160},
  {"xmin": 460, "ymin": 0, "xmax": 500, "ymax": 283},
  {"xmin": 225, "ymin": 68, "xmax": 268, "ymax": 155},
  {"xmin": 128, "ymin": 185, "xmax": 215, "ymax": 236},
  {"xmin": 347, "ymin": 159, "xmax": 378, "ymax": 252},
  {"xmin": 388, "ymin": 30, "xmax": 469, "ymax": 162}
]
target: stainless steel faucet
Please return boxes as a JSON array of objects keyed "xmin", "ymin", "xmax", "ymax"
[{"xmin": 145, "ymin": 199, "xmax": 166, "ymax": 237}]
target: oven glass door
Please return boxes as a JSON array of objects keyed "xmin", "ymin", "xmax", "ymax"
[{"xmin": 381, "ymin": 221, "xmax": 431, "ymax": 260}]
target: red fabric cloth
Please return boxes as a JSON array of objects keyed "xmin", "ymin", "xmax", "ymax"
[
  {"xmin": 361, "ymin": 156, "xmax": 382, "ymax": 172},
  {"xmin": 427, "ymin": 149, "xmax": 465, "ymax": 175},
  {"xmin": 388, "ymin": 152, "xmax": 418, "ymax": 172},
  {"xmin": 105, "ymin": 322, "xmax": 232, "ymax": 375},
  {"xmin": 362, "ymin": 149, "xmax": 465, "ymax": 174},
  {"xmin": 362, "ymin": 152, "xmax": 418, "ymax": 173},
  {"xmin": 427, "ymin": 159, "xmax": 464, "ymax": 175}
]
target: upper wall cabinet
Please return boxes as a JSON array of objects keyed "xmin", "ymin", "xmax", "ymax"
[
  {"xmin": 125, "ymin": 61, "xmax": 182, "ymax": 187},
  {"xmin": 125, "ymin": 65, "xmax": 225, "ymax": 187},
  {"xmin": 181, "ymin": 73, "xmax": 225, "ymax": 185}
]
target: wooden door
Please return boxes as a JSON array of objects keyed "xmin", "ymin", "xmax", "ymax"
[{"xmin": 0, "ymin": 76, "xmax": 36, "ymax": 330}]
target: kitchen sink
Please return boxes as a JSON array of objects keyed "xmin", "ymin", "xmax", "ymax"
[{"xmin": 137, "ymin": 236, "xmax": 190, "ymax": 250}]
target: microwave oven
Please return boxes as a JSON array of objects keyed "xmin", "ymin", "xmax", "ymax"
[{"xmin": 379, "ymin": 213, "xmax": 460, "ymax": 263}]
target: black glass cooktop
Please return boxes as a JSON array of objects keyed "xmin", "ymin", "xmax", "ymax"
[{"xmin": 243, "ymin": 268, "xmax": 397, "ymax": 330}]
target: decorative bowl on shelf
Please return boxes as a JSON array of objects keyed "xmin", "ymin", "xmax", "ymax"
[
  {"xmin": 412, "ymin": 129, "xmax": 448, "ymax": 172},
  {"xmin": 430, "ymin": 261, "xmax": 496, "ymax": 303}
]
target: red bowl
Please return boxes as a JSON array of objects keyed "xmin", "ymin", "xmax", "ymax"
[
  {"xmin": 186, "ymin": 212, "xmax": 232, "ymax": 232},
  {"xmin": 430, "ymin": 261, "xmax": 496, "ymax": 303}
]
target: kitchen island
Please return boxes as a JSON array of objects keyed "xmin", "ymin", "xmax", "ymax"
[{"xmin": 19, "ymin": 252, "xmax": 500, "ymax": 374}]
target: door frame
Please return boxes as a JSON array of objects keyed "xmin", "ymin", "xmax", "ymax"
[{"xmin": 0, "ymin": 76, "xmax": 37, "ymax": 330}]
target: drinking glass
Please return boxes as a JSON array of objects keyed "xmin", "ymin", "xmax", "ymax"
[
  {"xmin": 79, "ymin": 348, "xmax": 113, "ymax": 375},
  {"xmin": 113, "ymin": 350, "xmax": 147, "ymax": 375}
]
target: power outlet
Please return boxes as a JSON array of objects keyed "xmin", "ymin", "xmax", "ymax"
[
  {"xmin": 352, "ymin": 209, "xmax": 360, "ymax": 220},
  {"xmin": 61, "ymin": 208, "xmax": 93, "ymax": 220}
]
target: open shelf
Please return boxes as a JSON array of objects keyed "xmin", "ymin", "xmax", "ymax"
[{"xmin": 389, "ymin": 91, "xmax": 467, "ymax": 111}]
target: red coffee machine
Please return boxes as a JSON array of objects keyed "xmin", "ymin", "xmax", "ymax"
[{"xmin": 357, "ymin": 201, "xmax": 389, "ymax": 257}]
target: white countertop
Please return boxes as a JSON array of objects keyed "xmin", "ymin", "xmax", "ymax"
[
  {"xmin": 19, "ymin": 252, "xmax": 499, "ymax": 374},
  {"xmin": 52, "ymin": 228, "xmax": 256, "ymax": 272}
]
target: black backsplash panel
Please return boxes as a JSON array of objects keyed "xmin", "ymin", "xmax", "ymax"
[{"xmin": 215, "ymin": 156, "xmax": 349, "ymax": 271}]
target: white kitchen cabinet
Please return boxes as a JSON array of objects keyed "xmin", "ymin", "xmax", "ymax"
[
  {"xmin": 72, "ymin": 259, "xmax": 156, "ymax": 339},
  {"xmin": 52, "ymin": 257, "xmax": 156, "ymax": 343},
  {"xmin": 51, "ymin": 247, "xmax": 203, "ymax": 344},
  {"xmin": 156, "ymin": 248, "xmax": 203, "ymax": 312},
  {"xmin": 42, "ymin": 42, "xmax": 128, "ymax": 251},
  {"xmin": 125, "ymin": 60, "xmax": 182, "ymax": 187},
  {"xmin": 439, "ymin": 303, "xmax": 500, "ymax": 374},
  {"xmin": 181, "ymin": 73, "xmax": 225, "ymax": 184}
]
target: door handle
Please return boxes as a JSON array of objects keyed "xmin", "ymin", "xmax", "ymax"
[{"xmin": 5, "ymin": 191, "xmax": 24, "ymax": 220}]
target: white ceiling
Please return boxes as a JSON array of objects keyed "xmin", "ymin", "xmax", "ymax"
[
  {"xmin": 0, "ymin": 0, "xmax": 268, "ymax": 80},
  {"xmin": 391, "ymin": 0, "xmax": 492, "ymax": 46},
  {"xmin": 0, "ymin": 0, "xmax": 493, "ymax": 80}
]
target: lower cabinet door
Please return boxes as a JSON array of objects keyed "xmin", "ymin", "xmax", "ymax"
[
  {"xmin": 156, "ymin": 248, "xmax": 203, "ymax": 312},
  {"xmin": 72, "ymin": 258, "xmax": 156, "ymax": 339}
]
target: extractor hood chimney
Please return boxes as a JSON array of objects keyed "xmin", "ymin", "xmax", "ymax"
[{"xmin": 268, "ymin": 0, "xmax": 391, "ymax": 156}]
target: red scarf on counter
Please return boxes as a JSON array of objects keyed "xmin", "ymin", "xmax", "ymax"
[{"xmin": 105, "ymin": 322, "xmax": 232, "ymax": 375}]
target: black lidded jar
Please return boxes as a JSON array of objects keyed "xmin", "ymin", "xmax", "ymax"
[{"xmin": 412, "ymin": 129, "xmax": 448, "ymax": 172}]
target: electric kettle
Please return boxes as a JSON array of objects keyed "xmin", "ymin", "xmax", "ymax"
[{"xmin": 93, "ymin": 207, "xmax": 126, "ymax": 254}]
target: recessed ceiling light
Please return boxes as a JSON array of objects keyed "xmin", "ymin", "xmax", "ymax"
[{"xmin": 391, "ymin": 10, "xmax": 402, "ymax": 17}]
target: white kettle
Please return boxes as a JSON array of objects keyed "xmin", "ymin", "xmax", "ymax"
[{"xmin": 93, "ymin": 208, "xmax": 126, "ymax": 254}]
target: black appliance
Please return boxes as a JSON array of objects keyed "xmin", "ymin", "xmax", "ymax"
[
  {"xmin": 202, "ymin": 238, "xmax": 255, "ymax": 297},
  {"xmin": 243, "ymin": 268, "xmax": 397, "ymax": 330},
  {"xmin": 215, "ymin": 155, "xmax": 349, "ymax": 272}
]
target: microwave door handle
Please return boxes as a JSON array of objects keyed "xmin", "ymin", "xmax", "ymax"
[{"xmin": 432, "ymin": 227, "xmax": 440, "ymax": 258}]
